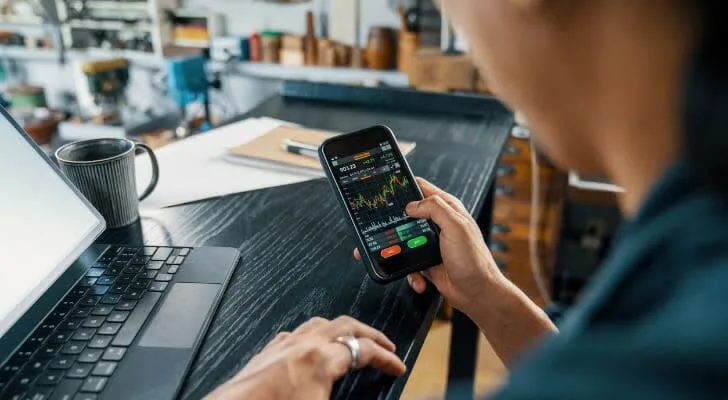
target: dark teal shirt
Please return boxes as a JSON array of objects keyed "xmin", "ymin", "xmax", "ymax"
[{"xmin": 493, "ymin": 161, "xmax": 728, "ymax": 399}]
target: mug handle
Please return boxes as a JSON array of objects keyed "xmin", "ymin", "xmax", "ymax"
[{"xmin": 135, "ymin": 142, "xmax": 159, "ymax": 201}]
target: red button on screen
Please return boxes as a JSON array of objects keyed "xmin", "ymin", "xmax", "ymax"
[{"xmin": 380, "ymin": 245, "xmax": 402, "ymax": 259}]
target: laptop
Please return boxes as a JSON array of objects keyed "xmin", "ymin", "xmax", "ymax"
[{"xmin": 0, "ymin": 107, "xmax": 240, "ymax": 400}]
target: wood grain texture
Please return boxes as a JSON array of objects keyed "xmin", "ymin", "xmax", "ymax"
[{"xmin": 99, "ymin": 95, "xmax": 513, "ymax": 399}]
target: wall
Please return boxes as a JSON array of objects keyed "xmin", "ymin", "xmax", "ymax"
[{"xmin": 10, "ymin": 0, "xmax": 401, "ymax": 116}]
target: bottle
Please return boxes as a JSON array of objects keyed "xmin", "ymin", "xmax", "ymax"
[{"xmin": 249, "ymin": 32, "xmax": 262, "ymax": 62}]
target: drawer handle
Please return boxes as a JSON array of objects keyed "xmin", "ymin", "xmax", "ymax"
[
  {"xmin": 496, "ymin": 164, "xmax": 516, "ymax": 177},
  {"xmin": 491, "ymin": 224, "xmax": 511, "ymax": 235},
  {"xmin": 503, "ymin": 145, "xmax": 521, "ymax": 156},
  {"xmin": 495, "ymin": 185, "xmax": 515, "ymax": 197},
  {"xmin": 490, "ymin": 242, "xmax": 510, "ymax": 253}
]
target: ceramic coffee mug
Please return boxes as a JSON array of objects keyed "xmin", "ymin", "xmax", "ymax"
[{"xmin": 55, "ymin": 138, "xmax": 159, "ymax": 228}]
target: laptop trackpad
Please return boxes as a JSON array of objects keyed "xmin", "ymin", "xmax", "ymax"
[{"xmin": 139, "ymin": 283, "xmax": 219, "ymax": 348}]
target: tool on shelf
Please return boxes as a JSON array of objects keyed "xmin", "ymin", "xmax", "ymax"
[{"xmin": 80, "ymin": 57, "xmax": 129, "ymax": 123}]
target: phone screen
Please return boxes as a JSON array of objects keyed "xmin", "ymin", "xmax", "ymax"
[{"xmin": 323, "ymin": 126, "xmax": 441, "ymax": 279}]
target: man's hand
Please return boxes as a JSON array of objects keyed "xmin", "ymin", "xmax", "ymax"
[{"xmin": 205, "ymin": 316, "xmax": 406, "ymax": 400}]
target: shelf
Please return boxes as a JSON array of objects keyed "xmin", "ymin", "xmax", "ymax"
[
  {"xmin": 0, "ymin": 46, "xmax": 59, "ymax": 61},
  {"xmin": 170, "ymin": 39, "xmax": 209, "ymax": 48},
  {"xmin": 219, "ymin": 62, "xmax": 409, "ymax": 87},
  {"xmin": 67, "ymin": 48, "xmax": 161, "ymax": 66},
  {"xmin": 0, "ymin": 15, "xmax": 46, "ymax": 27},
  {"xmin": 84, "ymin": 1, "xmax": 149, "ymax": 12},
  {"xmin": 67, "ymin": 19, "xmax": 152, "ymax": 31}
]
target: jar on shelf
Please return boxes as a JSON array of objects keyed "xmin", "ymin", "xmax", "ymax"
[{"xmin": 261, "ymin": 31, "xmax": 282, "ymax": 63}]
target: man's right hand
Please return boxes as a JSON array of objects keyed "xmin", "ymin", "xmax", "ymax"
[{"xmin": 354, "ymin": 177, "xmax": 506, "ymax": 317}]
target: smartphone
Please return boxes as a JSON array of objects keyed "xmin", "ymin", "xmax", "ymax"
[{"xmin": 319, "ymin": 125, "xmax": 442, "ymax": 283}]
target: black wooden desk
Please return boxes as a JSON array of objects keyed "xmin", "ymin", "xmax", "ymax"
[{"xmin": 100, "ymin": 83, "xmax": 513, "ymax": 399}]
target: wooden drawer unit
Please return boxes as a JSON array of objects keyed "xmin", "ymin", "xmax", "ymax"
[{"xmin": 491, "ymin": 135, "xmax": 566, "ymax": 306}]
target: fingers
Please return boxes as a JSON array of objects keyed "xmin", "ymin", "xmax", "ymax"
[
  {"xmin": 293, "ymin": 317, "xmax": 329, "ymax": 335},
  {"xmin": 353, "ymin": 338, "xmax": 407, "ymax": 376},
  {"xmin": 263, "ymin": 331, "xmax": 291, "ymax": 351},
  {"xmin": 415, "ymin": 177, "xmax": 469, "ymax": 215},
  {"xmin": 353, "ymin": 248, "xmax": 361, "ymax": 261},
  {"xmin": 407, "ymin": 273, "xmax": 427, "ymax": 294},
  {"xmin": 406, "ymin": 194, "xmax": 467, "ymax": 233},
  {"xmin": 315, "ymin": 316, "xmax": 396, "ymax": 352}
]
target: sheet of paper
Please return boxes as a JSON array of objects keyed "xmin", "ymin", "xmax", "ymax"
[{"xmin": 135, "ymin": 117, "xmax": 321, "ymax": 210}]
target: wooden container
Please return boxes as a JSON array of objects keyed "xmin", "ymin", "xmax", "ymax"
[
  {"xmin": 398, "ymin": 31, "xmax": 419, "ymax": 73},
  {"xmin": 261, "ymin": 32, "xmax": 282, "ymax": 63},
  {"xmin": 334, "ymin": 43, "xmax": 351, "ymax": 66},
  {"xmin": 408, "ymin": 48, "xmax": 489, "ymax": 92},
  {"xmin": 304, "ymin": 11, "xmax": 318, "ymax": 65},
  {"xmin": 365, "ymin": 27, "xmax": 396, "ymax": 70},
  {"xmin": 350, "ymin": 47, "xmax": 365, "ymax": 68}
]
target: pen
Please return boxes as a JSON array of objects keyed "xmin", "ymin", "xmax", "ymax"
[{"xmin": 282, "ymin": 139, "xmax": 318, "ymax": 159}]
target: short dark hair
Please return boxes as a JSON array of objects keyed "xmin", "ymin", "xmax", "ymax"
[{"xmin": 683, "ymin": 0, "xmax": 728, "ymax": 197}]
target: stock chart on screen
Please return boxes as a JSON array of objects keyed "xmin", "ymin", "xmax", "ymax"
[{"xmin": 332, "ymin": 141, "xmax": 434, "ymax": 260}]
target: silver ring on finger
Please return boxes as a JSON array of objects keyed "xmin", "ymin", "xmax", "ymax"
[{"xmin": 334, "ymin": 335, "xmax": 361, "ymax": 369}]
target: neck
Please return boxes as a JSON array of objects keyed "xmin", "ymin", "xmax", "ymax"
[{"xmin": 588, "ymin": 1, "xmax": 695, "ymax": 216}]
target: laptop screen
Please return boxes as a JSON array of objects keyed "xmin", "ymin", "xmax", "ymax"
[{"xmin": 0, "ymin": 109, "xmax": 105, "ymax": 341}]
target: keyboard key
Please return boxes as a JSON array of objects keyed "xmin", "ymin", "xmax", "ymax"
[
  {"xmin": 123, "ymin": 289, "xmax": 142, "ymax": 300},
  {"xmin": 95, "ymin": 276, "xmax": 115, "ymax": 286},
  {"xmin": 87, "ymin": 336, "xmax": 112, "ymax": 349},
  {"xmin": 178, "ymin": 248, "xmax": 190, "ymax": 256},
  {"xmin": 106, "ymin": 311, "xmax": 129, "ymax": 323},
  {"xmin": 155, "ymin": 273, "xmax": 173, "ymax": 282},
  {"xmin": 112, "ymin": 292, "xmax": 161, "ymax": 347},
  {"xmin": 59, "ymin": 299, "xmax": 76, "ymax": 309},
  {"xmin": 49, "ymin": 356, "xmax": 75, "ymax": 370},
  {"xmin": 151, "ymin": 247, "xmax": 173, "ymax": 261},
  {"xmin": 49, "ymin": 332, "xmax": 71, "ymax": 344},
  {"xmin": 100, "ymin": 294, "xmax": 121, "ymax": 305},
  {"xmin": 130, "ymin": 280, "xmax": 149, "ymax": 290},
  {"xmin": 142, "ymin": 247, "xmax": 157, "ymax": 256},
  {"xmin": 80, "ymin": 377, "xmax": 107, "ymax": 393},
  {"xmin": 122, "ymin": 265, "xmax": 142, "ymax": 275},
  {"xmin": 81, "ymin": 317, "xmax": 104, "ymax": 329},
  {"xmin": 130, "ymin": 255, "xmax": 151, "ymax": 265},
  {"xmin": 145, "ymin": 261, "xmax": 164, "ymax": 270},
  {"xmin": 66, "ymin": 364, "xmax": 92, "ymax": 379},
  {"xmin": 77, "ymin": 278, "xmax": 97, "ymax": 288},
  {"xmin": 36, "ymin": 371, "xmax": 63, "ymax": 386},
  {"xmin": 61, "ymin": 342, "xmax": 85, "ymax": 355},
  {"xmin": 106, "ymin": 267, "xmax": 123, "ymax": 276},
  {"xmin": 120, "ymin": 247, "xmax": 138, "ymax": 257},
  {"xmin": 140, "ymin": 270, "xmax": 157, "ymax": 279},
  {"xmin": 166, "ymin": 265, "xmax": 179, "ymax": 274},
  {"xmin": 115, "ymin": 300, "xmax": 136, "ymax": 311},
  {"xmin": 70, "ymin": 308, "xmax": 91, "ymax": 318},
  {"xmin": 49, "ymin": 310, "xmax": 69, "ymax": 322},
  {"xmin": 90, "ymin": 306, "xmax": 113, "ymax": 316},
  {"xmin": 109, "ymin": 283, "xmax": 128, "ymax": 294},
  {"xmin": 88, "ymin": 286, "xmax": 109, "ymax": 296},
  {"xmin": 111, "ymin": 260, "xmax": 128, "ymax": 268},
  {"xmin": 90, "ymin": 362, "xmax": 117, "ymax": 377},
  {"xmin": 71, "ymin": 329, "xmax": 96, "ymax": 341},
  {"xmin": 167, "ymin": 256, "xmax": 185, "ymax": 265},
  {"xmin": 24, "ymin": 387, "xmax": 52, "ymax": 399},
  {"xmin": 148, "ymin": 282, "xmax": 168, "ymax": 292},
  {"xmin": 101, "ymin": 347, "xmax": 126, "ymax": 362},
  {"xmin": 77, "ymin": 349, "xmax": 102, "ymax": 364},
  {"xmin": 85, "ymin": 269, "xmax": 104, "ymax": 278},
  {"xmin": 59, "ymin": 319, "xmax": 82, "ymax": 331},
  {"xmin": 67, "ymin": 288, "xmax": 88, "ymax": 300},
  {"xmin": 74, "ymin": 393, "xmax": 97, "ymax": 400},
  {"xmin": 97, "ymin": 323, "xmax": 121, "ymax": 336},
  {"xmin": 15, "ymin": 374, "xmax": 35, "ymax": 388},
  {"xmin": 24, "ymin": 360, "xmax": 48, "ymax": 374},
  {"xmin": 38, "ymin": 345, "xmax": 60, "ymax": 359},
  {"xmin": 49, "ymin": 378, "xmax": 82, "ymax": 400},
  {"xmin": 116, "ymin": 274, "xmax": 134, "ymax": 284},
  {"xmin": 78, "ymin": 297, "xmax": 99, "ymax": 307}
]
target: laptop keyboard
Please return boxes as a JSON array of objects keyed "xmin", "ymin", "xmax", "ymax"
[{"xmin": 0, "ymin": 245, "xmax": 191, "ymax": 400}]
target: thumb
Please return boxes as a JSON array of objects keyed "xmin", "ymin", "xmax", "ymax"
[{"xmin": 406, "ymin": 195, "xmax": 463, "ymax": 232}]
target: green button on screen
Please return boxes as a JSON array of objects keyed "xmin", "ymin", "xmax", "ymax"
[{"xmin": 407, "ymin": 236, "xmax": 428, "ymax": 249}]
